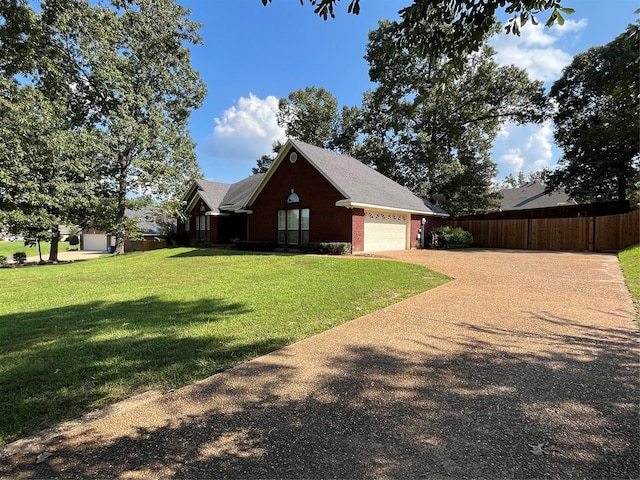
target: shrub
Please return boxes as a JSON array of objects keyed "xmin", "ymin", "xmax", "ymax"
[
  {"xmin": 0, "ymin": 255, "xmax": 6, "ymax": 266},
  {"xmin": 13, "ymin": 252, "xmax": 27, "ymax": 264},
  {"xmin": 68, "ymin": 234, "xmax": 80, "ymax": 250},
  {"xmin": 301, "ymin": 242, "xmax": 352, "ymax": 255},
  {"xmin": 429, "ymin": 226, "xmax": 473, "ymax": 249}
]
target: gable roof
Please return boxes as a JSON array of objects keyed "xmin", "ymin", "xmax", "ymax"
[
  {"xmin": 191, "ymin": 179, "xmax": 231, "ymax": 214},
  {"xmin": 220, "ymin": 173, "xmax": 265, "ymax": 211},
  {"xmin": 247, "ymin": 139, "xmax": 448, "ymax": 217},
  {"xmin": 499, "ymin": 182, "xmax": 576, "ymax": 211}
]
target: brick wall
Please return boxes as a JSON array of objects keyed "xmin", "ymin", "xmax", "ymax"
[{"xmin": 248, "ymin": 149, "xmax": 353, "ymax": 244}]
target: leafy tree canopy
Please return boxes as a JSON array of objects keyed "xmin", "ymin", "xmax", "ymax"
[
  {"xmin": 1, "ymin": 0, "xmax": 207, "ymax": 255},
  {"xmin": 356, "ymin": 20, "xmax": 549, "ymax": 216},
  {"xmin": 261, "ymin": 0, "xmax": 575, "ymax": 68},
  {"xmin": 546, "ymin": 23, "xmax": 639, "ymax": 207}
]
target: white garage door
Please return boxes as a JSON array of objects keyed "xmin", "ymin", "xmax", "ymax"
[
  {"xmin": 83, "ymin": 233, "xmax": 108, "ymax": 251},
  {"xmin": 363, "ymin": 210, "xmax": 407, "ymax": 252}
]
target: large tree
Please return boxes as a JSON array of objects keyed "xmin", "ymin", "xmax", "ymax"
[
  {"xmin": 0, "ymin": 81, "xmax": 97, "ymax": 262},
  {"xmin": 0, "ymin": 0, "xmax": 99, "ymax": 261},
  {"xmin": 50, "ymin": 0, "xmax": 207, "ymax": 254},
  {"xmin": 253, "ymin": 86, "xmax": 359, "ymax": 173},
  {"xmin": 277, "ymin": 86, "xmax": 360, "ymax": 154},
  {"xmin": 546, "ymin": 24, "xmax": 640, "ymax": 207},
  {"xmin": 357, "ymin": 20, "xmax": 549, "ymax": 216},
  {"xmin": 262, "ymin": 0, "xmax": 575, "ymax": 68},
  {"xmin": 1, "ymin": 0, "xmax": 206, "ymax": 256}
]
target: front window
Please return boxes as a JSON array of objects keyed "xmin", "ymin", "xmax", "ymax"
[
  {"xmin": 278, "ymin": 208, "xmax": 309, "ymax": 245},
  {"xmin": 195, "ymin": 215, "xmax": 209, "ymax": 241}
]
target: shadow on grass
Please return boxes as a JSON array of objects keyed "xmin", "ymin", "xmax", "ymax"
[
  {"xmin": 3, "ymin": 313, "xmax": 638, "ymax": 479},
  {"xmin": 167, "ymin": 248, "xmax": 243, "ymax": 259},
  {"xmin": 0, "ymin": 296, "xmax": 292, "ymax": 444}
]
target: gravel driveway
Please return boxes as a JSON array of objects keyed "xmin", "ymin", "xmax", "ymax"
[{"xmin": 1, "ymin": 249, "xmax": 638, "ymax": 479}]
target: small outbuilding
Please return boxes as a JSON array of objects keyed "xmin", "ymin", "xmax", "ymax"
[{"xmin": 178, "ymin": 139, "xmax": 448, "ymax": 253}]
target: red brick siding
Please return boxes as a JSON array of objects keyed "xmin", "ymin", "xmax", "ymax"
[
  {"xmin": 248, "ymin": 150, "xmax": 352, "ymax": 244},
  {"xmin": 410, "ymin": 215, "xmax": 422, "ymax": 249},
  {"xmin": 351, "ymin": 209, "xmax": 365, "ymax": 252},
  {"xmin": 182, "ymin": 199, "xmax": 221, "ymax": 243}
]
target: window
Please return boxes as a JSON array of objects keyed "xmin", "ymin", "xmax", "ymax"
[
  {"xmin": 195, "ymin": 215, "xmax": 209, "ymax": 241},
  {"xmin": 184, "ymin": 214, "xmax": 190, "ymax": 232},
  {"xmin": 278, "ymin": 208, "xmax": 309, "ymax": 245}
]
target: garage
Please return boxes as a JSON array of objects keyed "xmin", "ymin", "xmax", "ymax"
[
  {"xmin": 82, "ymin": 233, "xmax": 108, "ymax": 251},
  {"xmin": 363, "ymin": 210, "xmax": 408, "ymax": 252}
]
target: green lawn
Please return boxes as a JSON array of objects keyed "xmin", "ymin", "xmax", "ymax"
[
  {"xmin": 618, "ymin": 244, "xmax": 639, "ymax": 318},
  {"xmin": 0, "ymin": 247, "xmax": 449, "ymax": 445},
  {"xmin": 0, "ymin": 241, "xmax": 71, "ymax": 260}
]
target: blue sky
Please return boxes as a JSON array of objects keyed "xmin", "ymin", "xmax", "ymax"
[{"xmin": 179, "ymin": 0, "xmax": 637, "ymax": 185}]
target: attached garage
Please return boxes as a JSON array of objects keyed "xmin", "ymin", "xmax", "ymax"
[
  {"xmin": 363, "ymin": 210, "xmax": 408, "ymax": 252},
  {"xmin": 82, "ymin": 233, "xmax": 108, "ymax": 251}
]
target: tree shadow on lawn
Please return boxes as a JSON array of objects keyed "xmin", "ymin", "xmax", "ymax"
[
  {"xmin": 0, "ymin": 296, "xmax": 291, "ymax": 444},
  {"xmin": 4, "ymin": 312, "xmax": 638, "ymax": 479}
]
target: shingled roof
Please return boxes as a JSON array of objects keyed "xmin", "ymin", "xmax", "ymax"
[
  {"xmin": 188, "ymin": 139, "xmax": 448, "ymax": 217},
  {"xmin": 499, "ymin": 182, "xmax": 576, "ymax": 211},
  {"xmin": 247, "ymin": 139, "xmax": 448, "ymax": 217}
]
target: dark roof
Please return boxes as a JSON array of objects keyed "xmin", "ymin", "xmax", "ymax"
[
  {"xmin": 124, "ymin": 208, "xmax": 169, "ymax": 235},
  {"xmin": 194, "ymin": 179, "xmax": 231, "ymax": 214},
  {"xmin": 220, "ymin": 173, "xmax": 265, "ymax": 210},
  {"xmin": 499, "ymin": 182, "xmax": 576, "ymax": 211},
  {"xmin": 250, "ymin": 139, "xmax": 448, "ymax": 216},
  {"xmin": 190, "ymin": 139, "xmax": 449, "ymax": 217}
]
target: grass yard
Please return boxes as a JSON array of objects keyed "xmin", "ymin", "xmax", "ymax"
[
  {"xmin": 618, "ymin": 244, "xmax": 639, "ymax": 318},
  {"xmin": 0, "ymin": 241, "xmax": 71, "ymax": 260},
  {"xmin": 0, "ymin": 247, "xmax": 449, "ymax": 445}
]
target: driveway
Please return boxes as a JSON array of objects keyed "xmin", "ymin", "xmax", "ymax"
[{"xmin": 1, "ymin": 249, "xmax": 638, "ymax": 479}]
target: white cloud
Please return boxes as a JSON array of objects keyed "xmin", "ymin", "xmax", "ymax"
[
  {"xmin": 525, "ymin": 120, "xmax": 554, "ymax": 170},
  {"xmin": 500, "ymin": 148, "xmax": 525, "ymax": 173},
  {"xmin": 493, "ymin": 122, "xmax": 557, "ymax": 180},
  {"xmin": 491, "ymin": 19, "xmax": 588, "ymax": 82},
  {"xmin": 203, "ymin": 93, "xmax": 286, "ymax": 165}
]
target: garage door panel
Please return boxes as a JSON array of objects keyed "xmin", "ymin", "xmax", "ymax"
[
  {"xmin": 363, "ymin": 211, "xmax": 407, "ymax": 252},
  {"xmin": 83, "ymin": 233, "xmax": 108, "ymax": 251}
]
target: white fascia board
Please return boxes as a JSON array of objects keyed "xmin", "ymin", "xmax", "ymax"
[
  {"xmin": 186, "ymin": 193, "xmax": 207, "ymax": 213},
  {"xmin": 335, "ymin": 199, "xmax": 443, "ymax": 216},
  {"xmin": 204, "ymin": 211, "xmax": 229, "ymax": 217}
]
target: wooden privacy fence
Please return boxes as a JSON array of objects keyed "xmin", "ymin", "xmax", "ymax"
[{"xmin": 446, "ymin": 209, "xmax": 639, "ymax": 252}]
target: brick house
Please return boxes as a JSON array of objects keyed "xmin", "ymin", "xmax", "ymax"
[{"xmin": 178, "ymin": 139, "xmax": 448, "ymax": 253}]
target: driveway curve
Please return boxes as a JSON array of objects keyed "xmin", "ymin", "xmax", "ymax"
[{"xmin": 1, "ymin": 249, "xmax": 638, "ymax": 479}]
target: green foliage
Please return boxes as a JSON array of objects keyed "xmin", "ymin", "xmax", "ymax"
[
  {"xmin": 275, "ymin": 86, "xmax": 360, "ymax": 155},
  {"xmin": 12, "ymin": 251, "xmax": 27, "ymax": 264},
  {"xmin": 429, "ymin": 226, "xmax": 473, "ymax": 249},
  {"xmin": 68, "ymin": 234, "xmax": 79, "ymax": 247},
  {"xmin": 357, "ymin": 20, "xmax": 548, "ymax": 216},
  {"xmin": 618, "ymin": 244, "xmax": 639, "ymax": 314},
  {"xmin": 547, "ymin": 24, "xmax": 640, "ymax": 207},
  {"xmin": 0, "ymin": 247, "xmax": 449, "ymax": 443},
  {"xmin": 261, "ymin": 1, "xmax": 574, "ymax": 71},
  {"xmin": 1, "ymin": 0, "xmax": 207, "ymax": 256},
  {"xmin": 0, "ymin": 255, "xmax": 6, "ymax": 266},
  {"xmin": 300, "ymin": 242, "xmax": 352, "ymax": 255}
]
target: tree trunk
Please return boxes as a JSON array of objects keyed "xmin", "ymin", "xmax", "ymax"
[
  {"xmin": 114, "ymin": 231, "xmax": 126, "ymax": 255},
  {"xmin": 48, "ymin": 227, "xmax": 60, "ymax": 263}
]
